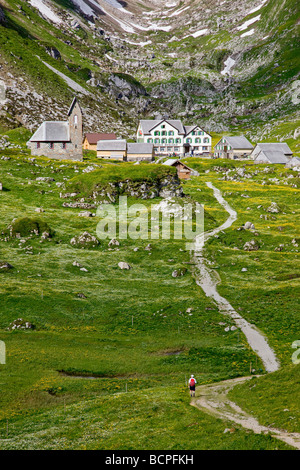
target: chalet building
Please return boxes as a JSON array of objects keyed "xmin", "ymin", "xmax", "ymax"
[
  {"xmin": 162, "ymin": 159, "xmax": 199, "ymax": 180},
  {"xmin": 97, "ymin": 140, "xmax": 127, "ymax": 160},
  {"xmin": 251, "ymin": 143, "xmax": 293, "ymax": 164},
  {"xmin": 83, "ymin": 132, "xmax": 117, "ymax": 151},
  {"xmin": 137, "ymin": 119, "xmax": 212, "ymax": 157},
  {"xmin": 127, "ymin": 143, "xmax": 155, "ymax": 162},
  {"xmin": 27, "ymin": 98, "xmax": 83, "ymax": 161},
  {"xmin": 214, "ymin": 136, "xmax": 253, "ymax": 159}
]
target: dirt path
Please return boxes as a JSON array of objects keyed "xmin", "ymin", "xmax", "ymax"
[
  {"xmin": 191, "ymin": 377, "xmax": 300, "ymax": 449},
  {"xmin": 193, "ymin": 182, "xmax": 280, "ymax": 373},
  {"xmin": 189, "ymin": 182, "xmax": 299, "ymax": 447}
]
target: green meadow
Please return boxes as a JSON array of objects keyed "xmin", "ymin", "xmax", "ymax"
[{"xmin": 0, "ymin": 148, "xmax": 299, "ymax": 449}]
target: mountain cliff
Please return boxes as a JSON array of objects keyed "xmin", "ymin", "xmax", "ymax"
[{"xmin": 0, "ymin": 0, "xmax": 299, "ymax": 148}]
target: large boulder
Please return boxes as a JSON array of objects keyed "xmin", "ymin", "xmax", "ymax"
[
  {"xmin": 243, "ymin": 240, "xmax": 259, "ymax": 251},
  {"xmin": 70, "ymin": 232, "xmax": 99, "ymax": 249}
]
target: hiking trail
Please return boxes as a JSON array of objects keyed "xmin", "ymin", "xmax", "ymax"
[{"xmin": 190, "ymin": 182, "xmax": 300, "ymax": 449}]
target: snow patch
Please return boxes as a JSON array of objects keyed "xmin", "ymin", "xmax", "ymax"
[
  {"xmin": 102, "ymin": 0, "xmax": 130, "ymax": 14},
  {"xmin": 169, "ymin": 5, "xmax": 190, "ymax": 17},
  {"xmin": 221, "ymin": 57, "xmax": 236, "ymax": 76},
  {"xmin": 241, "ymin": 28, "xmax": 255, "ymax": 37},
  {"xmin": 237, "ymin": 14, "xmax": 261, "ymax": 31},
  {"xmin": 71, "ymin": 0, "xmax": 96, "ymax": 17},
  {"xmin": 29, "ymin": 0, "xmax": 62, "ymax": 24},
  {"xmin": 248, "ymin": 0, "xmax": 268, "ymax": 15},
  {"xmin": 183, "ymin": 28, "xmax": 208, "ymax": 39}
]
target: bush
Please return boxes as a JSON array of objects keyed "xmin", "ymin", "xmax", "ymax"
[{"xmin": 8, "ymin": 217, "xmax": 53, "ymax": 238}]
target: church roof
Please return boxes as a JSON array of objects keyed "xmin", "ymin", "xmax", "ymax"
[{"xmin": 29, "ymin": 121, "xmax": 70, "ymax": 142}]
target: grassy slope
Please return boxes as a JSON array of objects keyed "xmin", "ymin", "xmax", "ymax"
[{"xmin": 0, "ymin": 151, "xmax": 297, "ymax": 449}]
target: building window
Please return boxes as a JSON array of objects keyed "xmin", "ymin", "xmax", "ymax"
[
  {"xmin": 198, "ymin": 131, "xmax": 204, "ymax": 136},
  {"xmin": 154, "ymin": 131, "xmax": 160, "ymax": 136},
  {"xmin": 203, "ymin": 138, "xmax": 209, "ymax": 143},
  {"xmin": 162, "ymin": 131, "xmax": 167, "ymax": 136},
  {"xmin": 195, "ymin": 138, "xmax": 201, "ymax": 143},
  {"xmin": 61, "ymin": 142, "xmax": 66, "ymax": 149},
  {"xmin": 186, "ymin": 138, "xmax": 192, "ymax": 144},
  {"xmin": 162, "ymin": 138, "xmax": 167, "ymax": 144},
  {"xmin": 160, "ymin": 147, "xmax": 165, "ymax": 151},
  {"xmin": 167, "ymin": 147, "xmax": 172, "ymax": 152},
  {"xmin": 36, "ymin": 142, "xmax": 40, "ymax": 149},
  {"xmin": 203, "ymin": 146, "xmax": 208, "ymax": 151},
  {"xmin": 194, "ymin": 146, "xmax": 199, "ymax": 151},
  {"xmin": 176, "ymin": 138, "xmax": 181, "ymax": 144},
  {"xmin": 49, "ymin": 142, "xmax": 54, "ymax": 149},
  {"xmin": 192, "ymin": 131, "xmax": 197, "ymax": 136},
  {"xmin": 168, "ymin": 138, "xmax": 174, "ymax": 144},
  {"xmin": 74, "ymin": 115, "xmax": 78, "ymax": 127},
  {"xmin": 174, "ymin": 147, "xmax": 180, "ymax": 151},
  {"xmin": 154, "ymin": 138, "xmax": 160, "ymax": 144},
  {"xmin": 168, "ymin": 131, "xmax": 174, "ymax": 136},
  {"xmin": 147, "ymin": 138, "xmax": 153, "ymax": 143}
]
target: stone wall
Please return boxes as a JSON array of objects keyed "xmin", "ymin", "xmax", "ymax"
[{"xmin": 28, "ymin": 142, "xmax": 83, "ymax": 161}]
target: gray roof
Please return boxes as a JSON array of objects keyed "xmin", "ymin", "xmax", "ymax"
[
  {"xmin": 254, "ymin": 150, "xmax": 290, "ymax": 164},
  {"xmin": 253, "ymin": 142, "xmax": 293, "ymax": 155},
  {"xmin": 29, "ymin": 121, "xmax": 70, "ymax": 142},
  {"xmin": 127, "ymin": 143, "xmax": 154, "ymax": 154},
  {"xmin": 163, "ymin": 159, "xmax": 181, "ymax": 167},
  {"xmin": 139, "ymin": 119, "xmax": 185, "ymax": 135},
  {"xmin": 286, "ymin": 156, "xmax": 300, "ymax": 168},
  {"xmin": 221, "ymin": 136, "xmax": 253, "ymax": 149},
  {"xmin": 97, "ymin": 139, "xmax": 127, "ymax": 151},
  {"xmin": 184, "ymin": 125, "xmax": 197, "ymax": 136}
]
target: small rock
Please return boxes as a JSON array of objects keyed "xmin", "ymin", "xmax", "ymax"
[
  {"xmin": 244, "ymin": 221, "xmax": 255, "ymax": 230},
  {"xmin": 108, "ymin": 238, "xmax": 120, "ymax": 247},
  {"xmin": 0, "ymin": 261, "xmax": 14, "ymax": 271},
  {"xmin": 118, "ymin": 262, "xmax": 131, "ymax": 270},
  {"xmin": 78, "ymin": 211, "xmax": 94, "ymax": 217}
]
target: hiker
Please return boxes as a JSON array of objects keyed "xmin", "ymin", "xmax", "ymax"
[{"xmin": 188, "ymin": 374, "xmax": 197, "ymax": 397}]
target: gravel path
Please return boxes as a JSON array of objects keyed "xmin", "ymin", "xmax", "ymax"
[
  {"xmin": 193, "ymin": 182, "xmax": 280, "ymax": 373},
  {"xmin": 191, "ymin": 377, "xmax": 300, "ymax": 449},
  {"xmin": 188, "ymin": 182, "xmax": 298, "ymax": 447}
]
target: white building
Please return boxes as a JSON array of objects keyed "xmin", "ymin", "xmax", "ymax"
[{"xmin": 136, "ymin": 119, "xmax": 212, "ymax": 157}]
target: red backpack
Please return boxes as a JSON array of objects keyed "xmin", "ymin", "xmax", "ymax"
[{"xmin": 190, "ymin": 378, "xmax": 195, "ymax": 386}]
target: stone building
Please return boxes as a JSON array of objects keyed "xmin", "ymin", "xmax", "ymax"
[{"xmin": 27, "ymin": 97, "xmax": 83, "ymax": 161}]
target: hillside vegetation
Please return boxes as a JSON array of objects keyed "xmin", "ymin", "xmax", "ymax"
[{"xmin": 0, "ymin": 148, "xmax": 299, "ymax": 449}]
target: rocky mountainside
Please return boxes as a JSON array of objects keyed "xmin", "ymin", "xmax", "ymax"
[{"xmin": 0, "ymin": 0, "xmax": 299, "ymax": 148}]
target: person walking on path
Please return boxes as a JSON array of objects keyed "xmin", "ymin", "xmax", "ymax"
[{"xmin": 188, "ymin": 374, "xmax": 197, "ymax": 397}]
